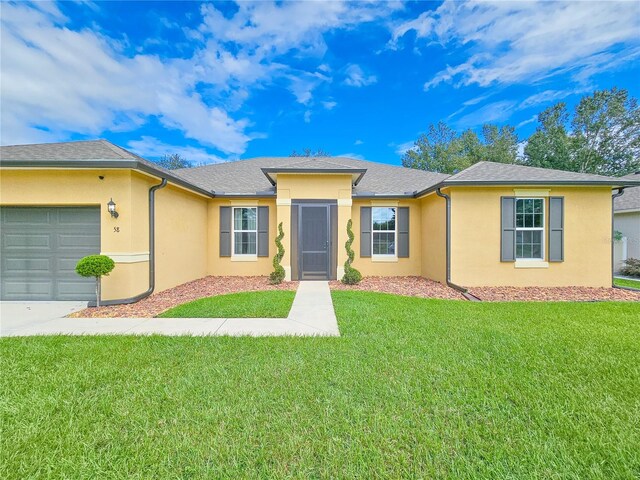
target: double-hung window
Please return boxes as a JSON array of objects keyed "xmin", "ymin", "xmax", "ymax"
[
  {"xmin": 515, "ymin": 198, "xmax": 544, "ymax": 260},
  {"xmin": 372, "ymin": 207, "xmax": 396, "ymax": 256},
  {"xmin": 233, "ymin": 207, "xmax": 257, "ymax": 255}
]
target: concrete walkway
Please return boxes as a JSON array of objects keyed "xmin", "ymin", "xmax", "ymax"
[{"xmin": 0, "ymin": 281, "xmax": 339, "ymax": 337}]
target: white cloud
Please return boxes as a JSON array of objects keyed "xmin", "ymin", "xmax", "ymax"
[
  {"xmin": 323, "ymin": 101, "xmax": 338, "ymax": 110},
  {"xmin": 0, "ymin": 1, "xmax": 401, "ymax": 151},
  {"xmin": 354, "ymin": 139, "xmax": 364, "ymax": 145},
  {"xmin": 343, "ymin": 64, "xmax": 378, "ymax": 87},
  {"xmin": 303, "ymin": 110, "xmax": 312, "ymax": 123},
  {"xmin": 516, "ymin": 115, "xmax": 538, "ymax": 129},
  {"xmin": 0, "ymin": 2, "xmax": 251, "ymax": 153},
  {"xmin": 392, "ymin": 1, "xmax": 640, "ymax": 90},
  {"xmin": 392, "ymin": 140, "xmax": 416, "ymax": 155},
  {"xmin": 337, "ymin": 152, "xmax": 365, "ymax": 160},
  {"xmin": 127, "ymin": 136, "xmax": 230, "ymax": 165},
  {"xmin": 456, "ymin": 100, "xmax": 518, "ymax": 127}
]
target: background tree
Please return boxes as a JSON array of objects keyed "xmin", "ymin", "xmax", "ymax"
[
  {"xmin": 524, "ymin": 103, "xmax": 573, "ymax": 171},
  {"xmin": 402, "ymin": 121, "xmax": 518, "ymax": 174},
  {"xmin": 571, "ymin": 88, "xmax": 640, "ymax": 175},
  {"xmin": 290, "ymin": 148, "xmax": 331, "ymax": 157},
  {"xmin": 156, "ymin": 153, "xmax": 192, "ymax": 170}
]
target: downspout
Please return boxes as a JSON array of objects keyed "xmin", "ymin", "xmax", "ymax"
[
  {"xmin": 611, "ymin": 187, "xmax": 632, "ymax": 290},
  {"xmin": 435, "ymin": 188, "xmax": 481, "ymax": 301},
  {"xmin": 90, "ymin": 178, "xmax": 168, "ymax": 307}
]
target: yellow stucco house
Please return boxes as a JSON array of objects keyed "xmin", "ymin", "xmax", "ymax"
[{"xmin": 1, "ymin": 140, "xmax": 638, "ymax": 303}]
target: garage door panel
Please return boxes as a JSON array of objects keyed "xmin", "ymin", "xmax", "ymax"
[
  {"xmin": 2, "ymin": 208, "xmax": 52, "ymax": 225},
  {"xmin": 3, "ymin": 233, "xmax": 52, "ymax": 249},
  {"xmin": 4, "ymin": 257, "xmax": 52, "ymax": 274},
  {"xmin": 1, "ymin": 207, "xmax": 101, "ymax": 301},
  {"xmin": 57, "ymin": 281, "xmax": 96, "ymax": 299},
  {"xmin": 58, "ymin": 208, "xmax": 100, "ymax": 225},
  {"xmin": 58, "ymin": 233, "xmax": 101, "ymax": 249},
  {"xmin": 2, "ymin": 280, "xmax": 53, "ymax": 300}
]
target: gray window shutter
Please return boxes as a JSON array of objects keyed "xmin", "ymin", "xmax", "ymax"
[
  {"xmin": 548, "ymin": 197, "xmax": 564, "ymax": 262},
  {"xmin": 219, "ymin": 206, "xmax": 231, "ymax": 257},
  {"xmin": 397, "ymin": 207, "xmax": 409, "ymax": 258},
  {"xmin": 257, "ymin": 206, "xmax": 269, "ymax": 257},
  {"xmin": 501, "ymin": 197, "xmax": 516, "ymax": 262},
  {"xmin": 360, "ymin": 207, "xmax": 372, "ymax": 257}
]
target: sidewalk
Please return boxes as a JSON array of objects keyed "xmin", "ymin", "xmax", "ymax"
[{"xmin": 1, "ymin": 281, "xmax": 339, "ymax": 337}]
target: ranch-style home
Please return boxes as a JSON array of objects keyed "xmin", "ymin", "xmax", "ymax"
[{"xmin": 1, "ymin": 140, "xmax": 639, "ymax": 303}]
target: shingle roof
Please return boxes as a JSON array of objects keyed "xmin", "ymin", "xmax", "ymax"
[
  {"xmin": 176, "ymin": 156, "xmax": 450, "ymax": 196},
  {"xmin": 444, "ymin": 161, "xmax": 631, "ymax": 185},
  {"xmin": 0, "ymin": 140, "xmax": 212, "ymax": 196},
  {"xmin": 615, "ymin": 172, "xmax": 640, "ymax": 211},
  {"xmin": 0, "ymin": 139, "xmax": 163, "ymax": 170},
  {"xmin": 3, "ymin": 140, "xmax": 637, "ymax": 198}
]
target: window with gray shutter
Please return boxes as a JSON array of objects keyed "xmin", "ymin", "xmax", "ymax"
[
  {"xmin": 257, "ymin": 206, "xmax": 269, "ymax": 257},
  {"xmin": 220, "ymin": 206, "xmax": 231, "ymax": 257},
  {"xmin": 397, "ymin": 207, "xmax": 409, "ymax": 258},
  {"xmin": 360, "ymin": 207, "xmax": 372, "ymax": 257},
  {"xmin": 548, "ymin": 197, "xmax": 564, "ymax": 262},
  {"xmin": 501, "ymin": 197, "xmax": 516, "ymax": 262}
]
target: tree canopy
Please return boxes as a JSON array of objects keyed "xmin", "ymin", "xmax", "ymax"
[
  {"xmin": 290, "ymin": 148, "xmax": 331, "ymax": 157},
  {"xmin": 156, "ymin": 153, "xmax": 192, "ymax": 170},
  {"xmin": 403, "ymin": 88, "xmax": 639, "ymax": 177},
  {"xmin": 401, "ymin": 122, "xmax": 519, "ymax": 174}
]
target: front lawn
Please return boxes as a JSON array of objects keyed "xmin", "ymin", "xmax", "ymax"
[
  {"xmin": 614, "ymin": 277, "xmax": 640, "ymax": 289},
  {"xmin": 2, "ymin": 292, "xmax": 639, "ymax": 478},
  {"xmin": 158, "ymin": 290, "xmax": 296, "ymax": 318}
]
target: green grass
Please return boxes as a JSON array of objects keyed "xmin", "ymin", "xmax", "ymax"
[
  {"xmin": 2, "ymin": 292, "xmax": 639, "ymax": 479},
  {"xmin": 614, "ymin": 277, "xmax": 640, "ymax": 289},
  {"xmin": 158, "ymin": 290, "xmax": 296, "ymax": 318}
]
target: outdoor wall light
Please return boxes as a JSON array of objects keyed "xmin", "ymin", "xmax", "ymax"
[{"xmin": 107, "ymin": 198, "xmax": 119, "ymax": 218}]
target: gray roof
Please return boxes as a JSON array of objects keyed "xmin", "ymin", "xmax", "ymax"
[
  {"xmin": 3, "ymin": 140, "xmax": 638, "ymax": 198},
  {"xmin": 444, "ymin": 161, "xmax": 635, "ymax": 186},
  {"xmin": 0, "ymin": 139, "xmax": 213, "ymax": 196},
  {"xmin": 176, "ymin": 156, "xmax": 450, "ymax": 196},
  {"xmin": 615, "ymin": 172, "xmax": 640, "ymax": 212}
]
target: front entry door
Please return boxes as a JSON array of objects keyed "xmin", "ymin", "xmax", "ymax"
[{"xmin": 299, "ymin": 205, "xmax": 330, "ymax": 280}]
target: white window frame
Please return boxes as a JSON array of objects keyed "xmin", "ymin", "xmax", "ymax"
[
  {"xmin": 371, "ymin": 206, "xmax": 397, "ymax": 258},
  {"xmin": 515, "ymin": 197, "xmax": 545, "ymax": 261},
  {"xmin": 232, "ymin": 206, "xmax": 258, "ymax": 257}
]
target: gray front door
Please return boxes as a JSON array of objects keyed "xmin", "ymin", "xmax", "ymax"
[
  {"xmin": 0, "ymin": 207, "xmax": 101, "ymax": 300},
  {"xmin": 299, "ymin": 205, "xmax": 330, "ymax": 280}
]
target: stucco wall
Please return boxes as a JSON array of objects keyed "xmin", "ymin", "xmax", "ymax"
[
  {"xmin": 420, "ymin": 193, "xmax": 447, "ymax": 284},
  {"xmin": 1, "ymin": 169, "xmax": 149, "ymax": 299},
  {"xmin": 276, "ymin": 174, "xmax": 353, "ymax": 279},
  {"xmin": 614, "ymin": 211, "xmax": 640, "ymax": 261},
  {"xmin": 449, "ymin": 186, "xmax": 612, "ymax": 287},
  {"xmin": 350, "ymin": 199, "xmax": 423, "ymax": 277},
  {"xmin": 207, "ymin": 198, "xmax": 277, "ymax": 276},
  {"xmin": 0, "ymin": 168, "xmax": 210, "ymax": 299}
]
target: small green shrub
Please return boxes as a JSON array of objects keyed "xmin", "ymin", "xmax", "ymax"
[
  {"xmin": 269, "ymin": 222, "xmax": 286, "ymax": 284},
  {"xmin": 341, "ymin": 219, "xmax": 362, "ymax": 285},
  {"xmin": 75, "ymin": 255, "xmax": 115, "ymax": 307},
  {"xmin": 620, "ymin": 258, "xmax": 640, "ymax": 278},
  {"xmin": 613, "ymin": 230, "xmax": 624, "ymax": 242}
]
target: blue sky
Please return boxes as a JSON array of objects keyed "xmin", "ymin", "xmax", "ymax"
[{"xmin": 2, "ymin": 1, "xmax": 639, "ymax": 166}]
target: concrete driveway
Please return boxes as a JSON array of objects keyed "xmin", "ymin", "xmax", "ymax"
[{"xmin": 1, "ymin": 301, "xmax": 88, "ymax": 336}]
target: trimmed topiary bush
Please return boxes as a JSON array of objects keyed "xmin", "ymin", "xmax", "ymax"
[
  {"xmin": 75, "ymin": 255, "xmax": 115, "ymax": 307},
  {"xmin": 342, "ymin": 219, "xmax": 362, "ymax": 285},
  {"xmin": 620, "ymin": 258, "xmax": 640, "ymax": 278},
  {"xmin": 270, "ymin": 222, "xmax": 286, "ymax": 284}
]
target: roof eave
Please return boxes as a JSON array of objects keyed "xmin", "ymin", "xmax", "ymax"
[
  {"xmin": 1, "ymin": 159, "xmax": 215, "ymax": 198},
  {"xmin": 260, "ymin": 167, "xmax": 367, "ymax": 186}
]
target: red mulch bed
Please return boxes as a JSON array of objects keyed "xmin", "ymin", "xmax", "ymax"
[
  {"xmin": 469, "ymin": 286, "xmax": 640, "ymax": 302},
  {"xmin": 71, "ymin": 276, "xmax": 298, "ymax": 318},
  {"xmin": 329, "ymin": 276, "xmax": 464, "ymax": 300}
]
